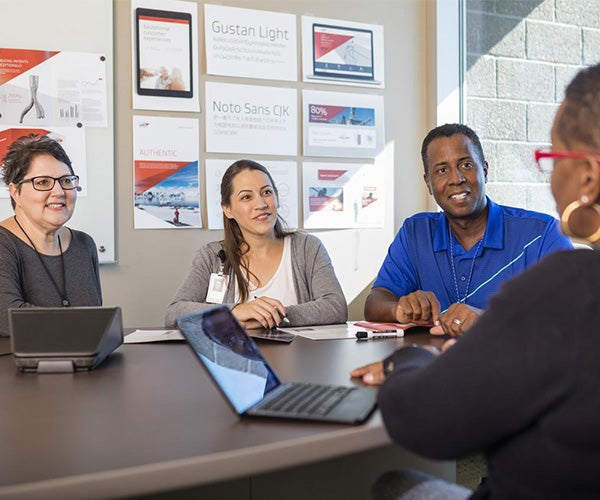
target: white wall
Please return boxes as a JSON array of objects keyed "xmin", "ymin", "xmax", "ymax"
[{"xmin": 102, "ymin": 0, "xmax": 431, "ymax": 327}]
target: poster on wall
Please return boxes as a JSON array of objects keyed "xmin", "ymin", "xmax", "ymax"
[
  {"xmin": 204, "ymin": 4, "xmax": 297, "ymax": 81},
  {"xmin": 0, "ymin": 48, "xmax": 108, "ymax": 127},
  {"xmin": 205, "ymin": 159, "xmax": 298, "ymax": 230},
  {"xmin": 302, "ymin": 161, "xmax": 384, "ymax": 229},
  {"xmin": 301, "ymin": 16, "xmax": 384, "ymax": 88},
  {"xmin": 131, "ymin": 0, "xmax": 200, "ymax": 112},
  {"xmin": 133, "ymin": 115, "xmax": 201, "ymax": 229},
  {"xmin": 205, "ymin": 82, "xmax": 297, "ymax": 156},
  {"xmin": 303, "ymin": 89, "xmax": 384, "ymax": 158},
  {"xmin": 0, "ymin": 125, "xmax": 87, "ymax": 198}
]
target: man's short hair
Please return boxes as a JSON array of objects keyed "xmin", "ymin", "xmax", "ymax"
[
  {"xmin": 558, "ymin": 63, "xmax": 600, "ymax": 152},
  {"xmin": 421, "ymin": 123, "xmax": 485, "ymax": 175}
]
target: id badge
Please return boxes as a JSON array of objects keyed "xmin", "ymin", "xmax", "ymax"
[{"xmin": 206, "ymin": 273, "xmax": 228, "ymax": 304}]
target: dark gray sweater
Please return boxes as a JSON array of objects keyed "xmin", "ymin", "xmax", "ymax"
[{"xmin": 0, "ymin": 227, "xmax": 102, "ymax": 335}]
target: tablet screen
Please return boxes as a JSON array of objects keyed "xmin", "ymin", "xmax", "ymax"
[{"xmin": 136, "ymin": 7, "xmax": 193, "ymax": 98}]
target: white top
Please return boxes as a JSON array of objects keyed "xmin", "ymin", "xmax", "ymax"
[{"xmin": 238, "ymin": 236, "xmax": 298, "ymax": 306}]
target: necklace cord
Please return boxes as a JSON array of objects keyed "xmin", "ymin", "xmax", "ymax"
[
  {"xmin": 13, "ymin": 216, "xmax": 70, "ymax": 307},
  {"xmin": 449, "ymin": 223, "xmax": 484, "ymax": 304}
]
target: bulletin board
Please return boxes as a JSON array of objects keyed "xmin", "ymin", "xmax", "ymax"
[{"xmin": 0, "ymin": 0, "xmax": 115, "ymax": 263}]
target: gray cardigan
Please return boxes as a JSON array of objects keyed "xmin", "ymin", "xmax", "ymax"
[{"xmin": 165, "ymin": 232, "xmax": 347, "ymax": 327}]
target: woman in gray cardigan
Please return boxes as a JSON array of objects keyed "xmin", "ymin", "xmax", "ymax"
[{"xmin": 165, "ymin": 160, "xmax": 347, "ymax": 329}]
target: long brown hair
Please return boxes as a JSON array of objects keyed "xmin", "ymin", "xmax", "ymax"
[{"xmin": 220, "ymin": 159, "xmax": 291, "ymax": 302}]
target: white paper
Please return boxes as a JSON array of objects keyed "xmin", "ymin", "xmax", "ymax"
[
  {"xmin": 205, "ymin": 4, "xmax": 297, "ymax": 81},
  {"xmin": 303, "ymin": 89, "xmax": 384, "ymax": 158},
  {"xmin": 124, "ymin": 329, "xmax": 184, "ymax": 343},
  {"xmin": 302, "ymin": 161, "xmax": 384, "ymax": 229},
  {"xmin": 131, "ymin": 0, "xmax": 200, "ymax": 112},
  {"xmin": 0, "ymin": 49, "xmax": 108, "ymax": 127},
  {"xmin": 301, "ymin": 16, "xmax": 385, "ymax": 88},
  {"xmin": 278, "ymin": 322, "xmax": 362, "ymax": 341},
  {"xmin": 133, "ymin": 115, "xmax": 201, "ymax": 229},
  {"xmin": 205, "ymin": 159, "xmax": 298, "ymax": 230},
  {"xmin": 205, "ymin": 82, "xmax": 297, "ymax": 156}
]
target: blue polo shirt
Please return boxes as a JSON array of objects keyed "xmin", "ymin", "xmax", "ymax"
[{"xmin": 373, "ymin": 198, "xmax": 573, "ymax": 311}]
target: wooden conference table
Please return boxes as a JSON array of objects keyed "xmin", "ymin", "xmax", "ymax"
[{"xmin": 0, "ymin": 328, "xmax": 453, "ymax": 500}]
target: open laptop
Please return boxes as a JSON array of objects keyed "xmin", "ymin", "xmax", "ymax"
[
  {"xmin": 307, "ymin": 23, "xmax": 380, "ymax": 85},
  {"xmin": 10, "ymin": 307, "xmax": 123, "ymax": 373},
  {"xmin": 177, "ymin": 305, "xmax": 377, "ymax": 425}
]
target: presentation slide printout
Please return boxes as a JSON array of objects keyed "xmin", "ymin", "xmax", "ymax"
[
  {"xmin": 0, "ymin": 126, "xmax": 87, "ymax": 198},
  {"xmin": 131, "ymin": 0, "xmax": 200, "ymax": 112},
  {"xmin": 133, "ymin": 116, "xmax": 201, "ymax": 229},
  {"xmin": 303, "ymin": 90, "xmax": 384, "ymax": 158},
  {"xmin": 302, "ymin": 162, "xmax": 384, "ymax": 229},
  {"xmin": 205, "ymin": 159, "xmax": 299, "ymax": 230},
  {"xmin": 0, "ymin": 48, "xmax": 108, "ymax": 128},
  {"xmin": 205, "ymin": 4, "xmax": 297, "ymax": 81},
  {"xmin": 301, "ymin": 16, "xmax": 385, "ymax": 88},
  {"xmin": 205, "ymin": 82, "xmax": 297, "ymax": 156}
]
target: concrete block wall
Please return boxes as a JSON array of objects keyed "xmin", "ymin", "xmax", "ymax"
[{"xmin": 465, "ymin": 0, "xmax": 600, "ymax": 215}]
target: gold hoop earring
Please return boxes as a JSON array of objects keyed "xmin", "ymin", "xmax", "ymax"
[{"xmin": 561, "ymin": 199, "xmax": 600, "ymax": 243}]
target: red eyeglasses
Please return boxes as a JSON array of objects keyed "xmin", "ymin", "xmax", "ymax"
[{"xmin": 534, "ymin": 149, "xmax": 600, "ymax": 174}]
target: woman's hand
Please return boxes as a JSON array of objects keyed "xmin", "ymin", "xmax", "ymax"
[{"xmin": 232, "ymin": 296, "xmax": 286, "ymax": 329}]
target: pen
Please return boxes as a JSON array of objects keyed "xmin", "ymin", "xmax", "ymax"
[
  {"xmin": 356, "ymin": 330, "xmax": 403, "ymax": 340},
  {"xmin": 254, "ymin": 296, "xmax": 290, "ymax": 324}
]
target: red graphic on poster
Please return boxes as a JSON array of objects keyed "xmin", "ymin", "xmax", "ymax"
[
  {"xmin": 318, "ymin": 169, "xmax": 346, "ymax": 181},
  {"xmin": 362, "ymin": 187, "xmax": 378, "ymax": 208},
  {"xmin": 0, "ymin": 49, "xmax": 59, "ymax": 85},
  {"xmin": 313, "ymin": 32, "xmax": 353, "ymax": 59},
  {"xmin": 0, "ymin": 128, "xmax": 51, "ymax": 160},
  {"xmin": 134, "ymin": 160, "xmax": 190, "ymax": 194},
  {"xmin": 308, "ymin": 104, "xmax": 348, "ymax": 123}
]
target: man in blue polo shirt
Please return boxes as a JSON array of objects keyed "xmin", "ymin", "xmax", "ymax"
[{"xmin": 365, "ymin": 123, "xmax": 572, "ymax": 336}]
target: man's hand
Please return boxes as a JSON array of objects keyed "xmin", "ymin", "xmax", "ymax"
[
  {"xmin": 395, "ymin": 290, "xmax": 442, "ymax": 325},
  {"xmin": 429, "ymin": 303, "xmax": 481, "ymax": 336},
  {"xmin": 350, "ymin": 361, "xmax": 385, "ymax": 386}
]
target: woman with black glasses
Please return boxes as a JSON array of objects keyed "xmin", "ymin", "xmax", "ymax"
[{"xmin": 0, "ymin": 134, "xmax": 102, "ymax": 335}]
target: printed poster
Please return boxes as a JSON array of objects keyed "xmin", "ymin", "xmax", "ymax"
[
  {"xmin": 0, "ymin": 48, "xmax": 108, "ymax": 127},
  {"xmin": 205, "ymin": 4, "xmax": 297, "ymax": 81},
  {"xmin": 301, "ymin": 16, "xmax": 385, "ymax": 88},
  {"xmin": 205, "ymin": 159, "xmax": 298, "ymax": 230},
  {"xmin": 302, "ymin": 161, "xmax": 384, "ymax": 229},
  {"xmin": 206, "ymin": 82, "xmax": 297, "ymax": 156},
  {"xmin": 131, "ymin": 0, "xmax": 200, "ymax": 112},
  {"xmin": 303, "ymin": 89, "xmax": 384, "ymax": 158},
  {"xmin": 133, "ymin": 116, "xmax": 201, "ymax": 229}
]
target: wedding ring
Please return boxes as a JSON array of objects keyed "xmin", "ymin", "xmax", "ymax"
[{"xmin": 453, "ymin": 318, "xmax": 464, "ymax": 326}]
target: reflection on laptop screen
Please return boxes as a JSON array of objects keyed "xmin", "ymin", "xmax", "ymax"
[
  {"xmin": 312, "ymin": 23, "xmax": 374, "ymax": 80},
  {"xmin": 179, "ymin": 309, "xmax": 280, "ymax": 414}
]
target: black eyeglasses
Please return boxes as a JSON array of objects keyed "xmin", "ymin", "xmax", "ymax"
[{"xmin": 17, "ymin": 175, "xmax": 80, "ymax": 191}]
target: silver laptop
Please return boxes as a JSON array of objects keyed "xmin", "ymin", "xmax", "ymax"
[
  {"xmin": 10, "ymin": 307, "xmax": 123, "ymax": 373},
  {"xmin": 177, "ymin": 305, "xmax": 377, "ymax": 425}
]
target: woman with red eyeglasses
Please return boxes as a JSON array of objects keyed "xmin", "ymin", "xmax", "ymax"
[
  {"xmin": 356, "ymin": 63, "xmax": 600, "ymax": 499},
  {"xmin": 0, "ymin": 135, "xmax": 102, "ymax": 336}
]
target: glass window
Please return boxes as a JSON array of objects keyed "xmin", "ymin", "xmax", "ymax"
[{"xmin": 447, "ymin": 0, "xmax": 599, "ymax": 216}]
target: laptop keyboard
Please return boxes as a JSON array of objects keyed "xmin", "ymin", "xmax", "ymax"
[{"xmin": 260, "ymin": 383, "xmax": 353, "ymax": 416}]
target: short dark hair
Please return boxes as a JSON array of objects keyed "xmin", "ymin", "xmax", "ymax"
[
  {"xmin": 420, "ymin": 123, "xmax": 485, "ymax": 175},
  {"xmin": 1, "ymin": 134, "xmax": 74, "ymax": 209},
  {"xmin": 557, "ymin": 63, "xmax": 600, "ymax": 151}
]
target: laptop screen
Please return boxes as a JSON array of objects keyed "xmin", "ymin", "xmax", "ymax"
[
  {"xmin": 178, "ymin": 307, "xmax": 281, "ymax": 414},
  {"xmin": 312, "ymin": 23, "xmax": 374, "ymax": 80}
]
